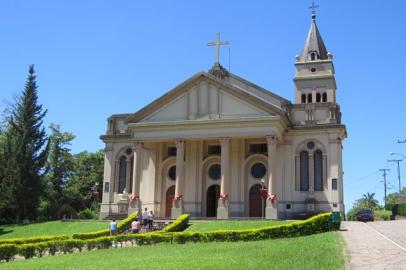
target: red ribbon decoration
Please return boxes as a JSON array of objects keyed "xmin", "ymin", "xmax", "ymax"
[
  {"xmin": 173, "ymin": 195, "xmax": 183, "ymax": 202},
  {"xmin": 220, "ymin": 193, "xmax": 229, "ymax": 202},
  {"xmin": 269, "ymin": 194, "xmax": 276, "ymax": 204},
  {"xmin": 131, "ymin": 195, "xmax": 140, "ymax": 201},
  {"xmin": 260, "ymin": 188, "xmax": 268, "ymax": 200}
]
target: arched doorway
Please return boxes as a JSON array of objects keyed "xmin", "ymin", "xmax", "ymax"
[
  {"xmin": 249, "ymin": 184, "xmax": 265, "ymax": 217},
  {"xmin": 206, "ymin": 184, "xmax": 220, "ymax": 217},
  {"xmin": 165, "ymin": 185, "xmax": 175, "ymax": 217}
]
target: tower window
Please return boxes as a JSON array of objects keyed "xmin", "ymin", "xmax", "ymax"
[
  {"xmin": 310, "ymin": 67, "xmax": 316, "ymax": 73},
  {"xmin": 322, "ymin": 93, "xmax": 327, "ymax": 102},
  {"xmin": 168, "ymin": 147, "xmax": 177, "ymax": 156},
  {"xmin": 249, "ymin": 143, "xmax": 267, "ymax": 154},
  {"xmin": 307, "ymin": 93, "xmax": 312, "ymax": 103},
  {"xmin": 310, "ymin": 52, "xmax": 316, "ymax": 61},
  {"xmin": 316, "ymin": 93, "xmax": 321, "ymax": 103},
  {"xmin": 301, "ymin": 94, "xmax": 306, "ymax": 103}
]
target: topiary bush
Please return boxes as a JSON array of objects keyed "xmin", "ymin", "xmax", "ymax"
[
  {"xmin": 0, "ymin": 244, "xmax": 18, "ymax": 262},
  {"xmin": 399, "ymin": 203, "xmax": 406, "ymax": 216},
  {"xmin": 0, "ymin": 235, "xmax": 69, "ymax": 245},
  {"xmin": 161, "ymin": 214, "xmax": 190, "ymax": 233},
  {"xmin": 78, "ymin": 208, "xmax": 98, "ymax": 220}
]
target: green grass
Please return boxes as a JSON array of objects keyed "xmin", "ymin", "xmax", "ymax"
[
  {"xmin": 0, "ymin": 232, "xmax": 345, "ymax": 270},
  {"xmin": 0, "ymin": 221, "xmax": 109, "ymax": 239},
  {"xmin": 186, "ymin": 219, "xmax": 288, "ymax": 232}
]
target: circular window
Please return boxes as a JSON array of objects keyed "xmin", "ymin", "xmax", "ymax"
[
  {"xmin": 310, "ymin": 67, "xmax": 316, "ymax": 73},
  {"xmin": 251, "ymin": 163, "xmax": 266, "ymax": 179},
  {"xmin": 168, "ymin": 165, "xmax": 176, "ymax": 181},
  {"xmin": 125, "ymin": 148, "xmax": 133, "ymax": 155},
  {"xmin": 307, "ymin": 141, "xmax": 315, "ymax": 150},
  {"xmin": 208, "ymin": 164, "xmax": 221, "ymax": 180}
]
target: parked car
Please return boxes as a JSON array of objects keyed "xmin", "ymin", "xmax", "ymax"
[{"xmin": 357, "ymin": 209, "xmax": 374, "ymax": 222}]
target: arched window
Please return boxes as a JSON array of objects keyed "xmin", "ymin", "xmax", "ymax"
[
  {"xmin": 118, "ymin": 156, "xmax": 127, "ymax": 193},
  {"xmin": 300, "ymin": 151, "xmax": 309, "ymax": 191},
  {"xmin": 307, "ymin": 93, "xmax": 312, "ymax": 103},
  {"xmin": 129, "ymin": 156, "xmax": 134, "ymax": 193},
  {"xmin": 301, "ymin": 94, "xmax": 306, "ymax": 103},
  {"xmin": 310, "ymin": 52, "xmax": 316, "ymax": 61},
  {"xmin": 316, "ymin": 93, "xmax": 321, "ymax": 103},
  {"xmin": 314, "ymin": 150, "xmax": 323, "ymax": 191},
  {"xmin": 322, "ymin": 92, "xmax": 327, "ymax": 102}
]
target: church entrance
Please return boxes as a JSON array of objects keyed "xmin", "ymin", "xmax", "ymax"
[
  {"xmin": 206, "ymin": 184, "xmax": 220, "ymax": 217},
  {"xmin": 249, "ymin": 184, "xmax": 265, "ymax": 217},
  {"xmin": 165, "ymin": 185, "xmax": 175, "ymax": 217}
]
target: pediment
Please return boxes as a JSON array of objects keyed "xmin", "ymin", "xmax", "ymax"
[{"xmin": 126, "ymin": 72, "xmax": 286, "ymax": 124}]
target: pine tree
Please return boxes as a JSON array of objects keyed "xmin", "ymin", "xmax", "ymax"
[{"xmin": 8, "ymin": 65, "xmax": 49, "ymax": 221}]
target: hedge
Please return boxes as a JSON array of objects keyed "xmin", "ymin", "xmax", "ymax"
[
  {"xmin": 399, "ymin": 203, "xmax": 406, "ymax": 216},
  {"xmin": 0, "ymin": 235, "xmax": 69, "ymax": 245},
  {"xmin": 0, "ymin": 212, "xmax": 339, "ymax": 262},
  {"xmin": 161, "ymin": 214, "xmax": 189, "ymax": 233},
  {"xmin": 72, "ymin": 212, "xmax": 137, "ymax": 240}
]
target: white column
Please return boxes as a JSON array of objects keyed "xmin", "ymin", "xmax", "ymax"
[
  {"xmin": 266, "ymin": 135, "xmax": 278, "ymax": 219},
  {"xmin": 172, "ymin": 139, "xmax": 185, "ymax": 219},
  {"xmin": 217, "ymin": 137, "xmax": 230, "ymax": 219},
  {"xmin": 128, "ymin": 141, "xmax": 143, "ymax": 216},
  {"xmin": 174, "ymin": 139, "xmax": 185, "ymax": 196}
]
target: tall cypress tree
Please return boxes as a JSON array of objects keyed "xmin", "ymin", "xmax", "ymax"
[{"xmin": 8, "ymin": 65, "xmax": 49, "ymax": 221}]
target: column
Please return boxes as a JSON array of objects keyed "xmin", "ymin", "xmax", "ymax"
[
  {"xmin": 172, "ymin": 139, "xmax": 185, "ymax": 219},
  {"xmin": 217, "ymin": 137, "xmax": 230, "ymax": 219},
  {"xmin": 128, "ymin": 141, "xmax": 143, "ymax": 216},
  {"xmin": 265, "ymin": 135, "xmax": 278, "ymax": 219},
  {"xmin": 100, "ymin": 144, "xmax": 114, "ymax": 219}
]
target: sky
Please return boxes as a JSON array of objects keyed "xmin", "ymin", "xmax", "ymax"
[{"xmin": 0, "ymin": 0, "xmax": 405, "ymax": 211}]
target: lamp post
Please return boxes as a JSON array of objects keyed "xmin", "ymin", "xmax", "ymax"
[{"xmin": 389, "ymin": 152, "xmax": 405, "ymax": 193}]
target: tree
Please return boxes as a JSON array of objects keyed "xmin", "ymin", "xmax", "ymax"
[
  {"xmin": 360, "ymin": 192, "xmax": 380, "ymax": 209},
  {"xmin": 40, "ymin": 123, "xmax": 75, "ymax": 218},
  {"xmin": 65, "ymin": 150, "xmax": 104, "ymax": 211},
  {"xmin": 7, "ymin": 65, "xmax": 49, "ymax": 221},
  {"xmin": 386, "ymin": 187, "xmax": 406, "ymax": 205}
]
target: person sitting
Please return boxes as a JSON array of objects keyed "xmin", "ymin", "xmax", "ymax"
[
  {"xmin": 131, "ymin": 218, "xmax": 141, "ymax": 234},
  {"xmin": 109, "ymin": 219, "xmax": 117, "ymax": 236}
]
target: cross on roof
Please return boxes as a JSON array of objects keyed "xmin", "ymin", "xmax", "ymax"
[
  {"xmin": 207, "ymin": 33, "xmax": 229, "ymax": 64},
  {"xmin": 309, "ymin": 0, "xmax": 318, "ymax": 17}
]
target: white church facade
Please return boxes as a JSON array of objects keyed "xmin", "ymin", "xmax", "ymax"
[{"xmin": 100, "ymin": 13, "xmax": 346, "ymax": 220}]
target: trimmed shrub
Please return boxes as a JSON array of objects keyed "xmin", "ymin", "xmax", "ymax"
[
  {"xmin": 0, "ymin": 244, "xmax": 18, "ymax": 262},
  {"xmin": 73, "ymin": 212, "xmax": 137, "ymax": 239},
  {"xmin": 161, "ymin": 214, "xmax": 190, "ymax": 233},
  {"xmin": 18, "ymin": 244, "xmax": 36, "ymax": 259},
  {"xmin": 0, "ymin": 235, "xmax": 69, "ymax": 245},
  {"xmin": 78, "ymin": 208, "xmax": 98, "ymax": 220},
  {"xmin": 399, "ymin": 203, "xmax": 406, "ymax": 216},
  {"xmin": 374, "ymin": 210, "xmax": 392, "ymax": 221}
]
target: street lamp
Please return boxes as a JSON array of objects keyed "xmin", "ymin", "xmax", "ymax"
[{"xmin": 388, "ymin": 152, "xmax": 404, "ymax": 193}]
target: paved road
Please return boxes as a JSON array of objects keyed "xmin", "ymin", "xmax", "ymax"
[{"xmin": 341, "ymin": 220, "xmax": 406, "ymax": 270}]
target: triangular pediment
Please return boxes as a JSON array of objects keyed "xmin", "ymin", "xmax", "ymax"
[{"xmin": 126, "ymin": 72, "xmax": 287, "ymax": 124}]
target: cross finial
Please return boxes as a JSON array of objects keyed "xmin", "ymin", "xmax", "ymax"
[
  {"xmin": 207, "ymin": 33, "xmax": 229, "ymax": 64},
  {"xmin": 309, "ymin": 0, "xmax": 318, "ymax": 19}
]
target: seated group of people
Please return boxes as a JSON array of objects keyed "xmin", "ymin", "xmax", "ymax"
[{"xmin": 109, "ymin": 208, "xmax": 154, "ymax": 235}]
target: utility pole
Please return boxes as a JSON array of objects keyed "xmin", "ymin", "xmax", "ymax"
[
  {"xmin": 379, "ymin": 169, "xmax": 390, "ymax": 208},
  {"xmin": 387, "ymin": 159, "xmax": 403, "ymax": 193}
]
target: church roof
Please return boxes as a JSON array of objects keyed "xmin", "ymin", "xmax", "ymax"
[{"xmin": 298, "ymin": 15, "xmax": 328, "ymax": 62}]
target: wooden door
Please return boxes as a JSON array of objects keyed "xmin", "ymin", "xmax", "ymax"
[
  {"xmin": 206, "ymin": 184, "xmax": 220, "ymax": 217},
  {"xmin": 165, "ymin": 186, "xmax": 175, "ymax": 217},
  {"xmin": 249, "ymin": 184, "xmax": 264, "ymax": 217}
]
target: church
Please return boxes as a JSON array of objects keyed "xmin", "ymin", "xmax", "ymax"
[{"xmin": 99, "ymin": 12, "xmax": 346, "ymax": 220}]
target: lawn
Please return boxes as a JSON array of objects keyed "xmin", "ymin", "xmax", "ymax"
[
  {"xmin": 0, "ymin": 232, "xmax": 345, "ymax": 270},
  {"xmin": 186, "ymin": 219, "xmax": 289, "ymax": 231},
  {"xmin": 0, "ymin": 220, "xmax": 109, "ymax": 239}
]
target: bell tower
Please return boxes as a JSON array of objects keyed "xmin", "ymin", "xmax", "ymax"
[{"xmin": 294, "ymin": 11, "xmax": 337, "ymax": 105}]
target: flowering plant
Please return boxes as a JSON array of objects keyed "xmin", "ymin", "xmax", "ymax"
[
  {"xmin": 130, "ymin": 195, "xmax": 140, "ymax": 201},
  {"xmin": 173, "ymin": 195, "xmax": 183, "ymax": 202},
  {"xmin": 219, "ymin": 193, "xmax": 229, "ymax": 202},
  {"xmin": 269, "ymin": 194, "xmax": 276, "ymax": 204}
]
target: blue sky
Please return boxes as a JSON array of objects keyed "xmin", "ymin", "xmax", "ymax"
[{"xmin": 0, "ymin": 0, "xmax": 405, "ymax": 210}]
